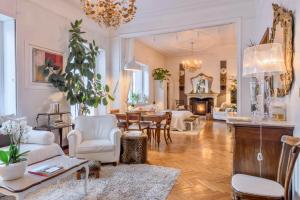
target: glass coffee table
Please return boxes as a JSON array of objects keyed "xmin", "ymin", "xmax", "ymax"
[{"xmin": 0, "ymin": 155, "xmax": 89, "ymax": 200}]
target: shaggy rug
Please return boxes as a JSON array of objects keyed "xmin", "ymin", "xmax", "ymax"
[{"xmin": 0, "ymin": 164, "xmax": 180, "ymax": 200}]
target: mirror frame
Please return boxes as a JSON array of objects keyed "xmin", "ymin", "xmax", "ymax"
[
  {"xmin": 269, "ymin": 3, "xmax": 294, "ymax": 97},
  {"xmin": 190, "ymin": 73, "xmax": 213, "ymax": 94}
]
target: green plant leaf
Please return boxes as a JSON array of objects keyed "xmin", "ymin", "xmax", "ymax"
[
  {"xmin": 103, "ymin": 98, "xmax": 108, "ymax": 106},
  {"xmin": 0, "ymin": 150, "xmax": 9, "ymax": 165},
  {"xmin": 108, "ymin": 94, "xmax": 114, "ymax": 101},
  {"xmin": 105, "ymin": 85, "xmax": 110, "ymax": 92}
]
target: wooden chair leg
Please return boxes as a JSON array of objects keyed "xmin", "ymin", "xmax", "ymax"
[
  {"xmin": 95, "ymin": 170, "xmax": 100, "ymax": 179},
  {"xmin": 76, "ymin": 171, "xmax": 81, "ymax": 180},
  {"xmin": 164, "ymin": 128, "xmax": 169, "ymax": 145},
  {"xmin": 166, "ymin": 128, "xmax": 172, "ymax": 143},
  {"xmin": 147, "ymin": 130, "xmax": 151, "ymax": 143}
]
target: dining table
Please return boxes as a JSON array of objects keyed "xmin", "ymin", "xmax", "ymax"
[{"xmin": 114, "ymin": 112, "xmax": 167, "ymax": 148}]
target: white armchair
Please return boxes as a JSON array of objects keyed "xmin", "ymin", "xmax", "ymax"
[{"xmin": 67, "ymin": 115, "xmax": 122, "ymax": 164}]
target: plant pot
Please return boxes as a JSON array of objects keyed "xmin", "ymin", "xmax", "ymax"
[{"xmin": 0, "ymin": 161, "xmax": 27, "ymax": 181}]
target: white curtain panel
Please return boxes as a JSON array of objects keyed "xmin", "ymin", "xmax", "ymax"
[{"xmin": 120, "ymin": 70, "xmax": 132, "ymax": 112}]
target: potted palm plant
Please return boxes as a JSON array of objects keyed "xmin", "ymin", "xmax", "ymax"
[{"xmin": 0, "ymin": 120, "xmax": 30, "ymax": 180}]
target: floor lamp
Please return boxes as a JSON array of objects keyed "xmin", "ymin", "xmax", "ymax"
[{"xmin": 243, "ymin": 43, "xmax": 285, "ymax": 121}]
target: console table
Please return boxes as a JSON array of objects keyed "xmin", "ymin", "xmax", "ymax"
[{"xmin": 228, "ymin": 120, "xmax": 294, "ymax": 181}]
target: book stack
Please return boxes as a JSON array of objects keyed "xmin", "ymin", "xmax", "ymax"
[{"xmin": 29, "ymin": 165, "xmax": 64, "ymax": 177}]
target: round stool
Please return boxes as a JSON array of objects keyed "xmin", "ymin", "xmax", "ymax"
[{"xmin": 121, "ymin": 131, "xmax": 148, "ymax": 164}]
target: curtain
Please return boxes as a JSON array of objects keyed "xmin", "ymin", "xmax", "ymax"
[{"xmin": 120, "ymin": 70, "xmax": 132, "ymax": 112}]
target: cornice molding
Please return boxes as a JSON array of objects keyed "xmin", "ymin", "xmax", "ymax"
[{"xmin": 135, "ymin": 0, "xmax": 255, "ymax": 20}]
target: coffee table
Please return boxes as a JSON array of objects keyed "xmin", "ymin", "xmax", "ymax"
[{"xmin": 0, "ymin": 155, "xmax": 89, "ymax": 200}]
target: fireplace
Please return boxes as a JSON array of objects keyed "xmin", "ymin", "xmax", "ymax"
[{"xmin": 190, "ymin": 97, "xmax": 213, "ymax": 115}]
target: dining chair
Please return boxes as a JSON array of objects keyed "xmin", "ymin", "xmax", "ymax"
[
  {"xmin": 110, "ymin": 109, "xmax": 120, "ymax": 114},
  {"xmin": 149, "ymin": 112, "xmax": 173, "ymax": 145},
  {"xmin": 111, "ymin": 109, "xmax": 127, "ymax": 131},
  {"xmin": 125, "ymin": 112, "xmax": 150, "ymax": 133},
  {"xmin": 232, "ymin": 135, "xmax": 300, "ymax": 200}
]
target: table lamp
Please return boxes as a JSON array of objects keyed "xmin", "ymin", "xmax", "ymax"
[{"xmin": 243, "ymin": 43, "xmax": 285, "ymax": 120}]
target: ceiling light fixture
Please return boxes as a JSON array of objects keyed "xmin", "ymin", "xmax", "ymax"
[
  {"xmin": 181, "ymin": 41, "xmax": 202, "ymax": 72},
  {"xmin": 80, "ymin": 0, "xmax": 137, "ymax": 28}
]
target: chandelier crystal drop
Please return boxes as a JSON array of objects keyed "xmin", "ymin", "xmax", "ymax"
[
  {"xmin": 181, "ymin": 42, "xmax": 202, "ymax": 72},
  {"xmin": 80, "ymin": 0, "xmax": 137, "ymax": 28}
]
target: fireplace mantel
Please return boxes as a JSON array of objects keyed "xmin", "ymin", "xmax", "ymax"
[{"xmin": 186, "ymin": 92, "xmax": 219, "ymax": 106}]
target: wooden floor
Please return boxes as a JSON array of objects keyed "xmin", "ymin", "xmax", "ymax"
[{"xmin": 148, "ymin": 120, "xmax": 232, "ymax": 200}]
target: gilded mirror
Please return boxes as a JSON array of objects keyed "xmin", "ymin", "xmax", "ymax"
[
  {"xmin": 190, "ymin": 73, "xmax": 213, "ymax": 94},
  {"xmin": 269, "ymin": 4, "xmax": 294, "ymax": 97}
]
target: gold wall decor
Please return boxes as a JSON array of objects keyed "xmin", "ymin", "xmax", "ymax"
[{"xmin": 269, "ymin": 4, "xmax": 294, "ymax": 97}]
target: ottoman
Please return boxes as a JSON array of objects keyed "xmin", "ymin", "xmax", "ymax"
[{"xmin": 121, "ymin": 131, "xmax": 148, "ymax": 164}]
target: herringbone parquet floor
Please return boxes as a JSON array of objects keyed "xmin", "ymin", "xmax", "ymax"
[{"xmin": 148, "ymin": 120, "xmax": 232, "ymax": 200}]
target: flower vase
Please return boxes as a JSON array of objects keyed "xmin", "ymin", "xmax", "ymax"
[{"xmin": 0, "ymin": 161, "xmax": 27, "ymax": 181}]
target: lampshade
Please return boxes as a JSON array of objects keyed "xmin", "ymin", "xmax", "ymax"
[
  {"xmin": 243, "ymin": 43, "xmax": 285, "ymax": 77},
  {"xmin": 124, "ymin": 59, "xmax": 143, "ymax": 71}
]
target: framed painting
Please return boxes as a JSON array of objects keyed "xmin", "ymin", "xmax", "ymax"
[{"xmin": 32, "ymin": 47, "xmax": 64, "ymax": 83}]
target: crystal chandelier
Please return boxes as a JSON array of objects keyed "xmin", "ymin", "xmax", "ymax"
[
  {"xmin": 181, "ymin": 42, "xmax": 202, "ymax": 72},
  {"xmin": 80, "ymin": 0, "xmax": 137, "ymax": 28}
]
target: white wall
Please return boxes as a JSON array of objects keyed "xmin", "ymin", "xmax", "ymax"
[
  {"xmin": 134, "ymin": 40, "xmax": 166, "ymax": 104},
  {"xmin": 254, "ymin": 0, "xmax": 300, "ymax": 199},
  {"xmin": 0, "ymin": 0, "xmax": 16, "ymax": 18},
  {"xmin": 12, "ymin": 0, "xmax": 110, "ymax": 126},
  {"xmin": 166, "ymin": 44, "xmax": 237, "ymax": 108}
]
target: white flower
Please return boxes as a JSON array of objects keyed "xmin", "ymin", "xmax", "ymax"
[{"xmin": 0, "ymin": 120, "xmax": 31, "ymax": 145}]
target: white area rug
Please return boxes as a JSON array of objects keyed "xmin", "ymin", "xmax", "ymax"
[{"xmin": 1, "ymin": 165, "xmax": 180, "ymax": 200}]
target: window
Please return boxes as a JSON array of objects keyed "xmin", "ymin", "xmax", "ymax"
[
  {"xmin": 129, "ymin": 65, "xmax": 149, "ymax": 105},
  {"xmin": 92, "ymin": 49, "xmax": 106, "ymax": 115},
  {"xmin": 0, "ymin": 15, "xmax": 16, "ymax": 115}
]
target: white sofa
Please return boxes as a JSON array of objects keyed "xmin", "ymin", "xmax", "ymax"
[
  {"xmin": 213, "ymin": 103, "xmax": 237, "ymax": 121},
  {"xmin": 0, "ymin": 130, "xmax": 64, "ymax": 165},
  {"xmin": 67, "ymin": 115, "xmax": 121, "ymax": 164}
]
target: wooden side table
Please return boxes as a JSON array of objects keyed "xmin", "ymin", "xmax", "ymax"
[
  {"xmin": 121, "ymin": 132, "xmax": 148, "ymax": 164},
  {"xmin": 34, "ymin": 112, "xmax": 74, "ymax": 148}
]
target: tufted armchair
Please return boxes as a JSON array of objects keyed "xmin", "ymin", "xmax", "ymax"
[{"xmin": 67, "ymin": 115, "xmax": 122, "ymax": 165}]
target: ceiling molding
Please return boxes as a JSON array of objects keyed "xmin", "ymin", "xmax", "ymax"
[{"xmin": 134, "ymin": 0, "xmax": 255, "ymax": 19}]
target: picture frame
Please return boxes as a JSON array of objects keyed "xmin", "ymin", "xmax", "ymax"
[
  {"xmin": 25, "ymin": 42, "xmax": 66, "ymax": 89},
  {"xmin": 31, "ymin": 47, "xmax": 64, "ymax": 83}
]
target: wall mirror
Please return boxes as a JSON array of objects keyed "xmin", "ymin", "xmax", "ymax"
[
  {"xmin": 269, "ymin": 3, "xmax": 294, "ymax": 97},
  {"xmin": 190, "ymin": 73, "xmax": 213, "ymax": 94}
]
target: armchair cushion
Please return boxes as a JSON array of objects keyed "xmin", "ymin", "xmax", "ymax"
[
  {"xmin": 75, "ymin": 115, "xmax": 117, "ymax": 140},
  {"xmin": 77, "ymin": 140, "xmax": 114, "ymax": 154}
]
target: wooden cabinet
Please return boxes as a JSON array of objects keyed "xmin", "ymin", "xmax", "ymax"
[{"xmin": 229, "ymin": 122, "xmax": 294, "ymax": 181}]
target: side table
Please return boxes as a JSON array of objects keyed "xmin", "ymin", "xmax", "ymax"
[
  {"xmin": 121, "ymin": 132, "xmax": 148, "ymax": 164},
  {"xmin": 34, "ymin": 112, "xmax": 74, "ymax": 148}
]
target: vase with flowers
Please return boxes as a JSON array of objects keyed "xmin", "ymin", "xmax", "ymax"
[{"xmin": 0, "ymin": 120, "xmax": 31, "ymax": 180}]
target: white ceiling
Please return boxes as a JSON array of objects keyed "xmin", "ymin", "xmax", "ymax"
[
  {"xmin": 136, "ymin": 23, "xmax": 237, "ymax": 57},
  {"xmin": 63, "ymin": 0, "xmax": 254, "ymax": 16}
]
